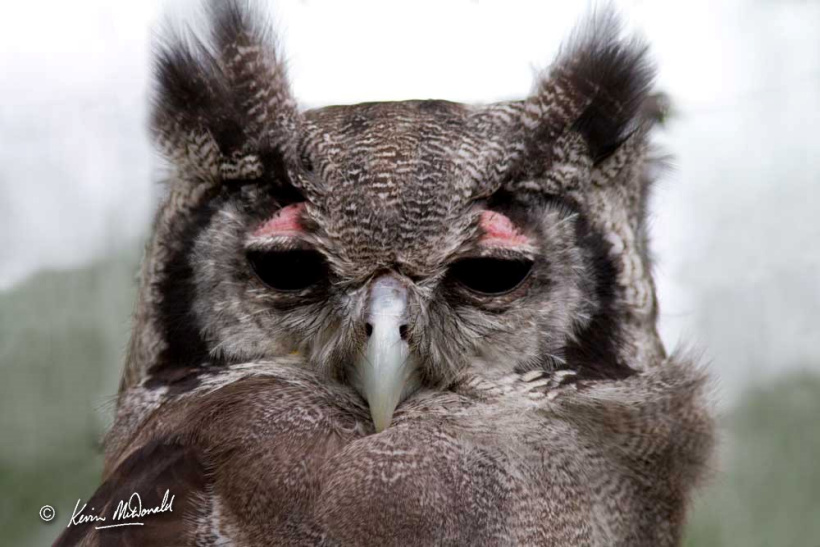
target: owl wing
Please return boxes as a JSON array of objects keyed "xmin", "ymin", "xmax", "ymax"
[{"xmin": 53, "ymin": 357, "xmax": 711, "ymax": 547}]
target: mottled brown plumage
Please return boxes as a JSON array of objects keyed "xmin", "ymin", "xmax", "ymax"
[{"xmin": 55, "ymin": 3, "xmax": 713, "ymax": 546}]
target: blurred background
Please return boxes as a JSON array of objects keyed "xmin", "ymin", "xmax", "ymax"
[{"xmin": 1, "ymin": 1, "xmax": 818, "ymax": 545}]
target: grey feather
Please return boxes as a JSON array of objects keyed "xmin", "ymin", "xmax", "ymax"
[{"xmin": 55, "ymin": 3, "xmax": 714, "ymax": 546}]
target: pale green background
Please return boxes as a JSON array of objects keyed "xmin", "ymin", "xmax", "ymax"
[{"xmin": 2, "ymin": 1, "xmax": 819, "ymax": 545}]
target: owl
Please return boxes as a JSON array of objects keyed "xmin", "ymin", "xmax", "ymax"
[{"xmin": 55, "ymin": 2, "xmax": 713, "ymax": 546}]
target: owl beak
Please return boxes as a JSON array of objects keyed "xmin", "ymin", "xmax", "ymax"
[{"xmin": 354, "ymin": 276, "xmax": 416, "ymax": 432}]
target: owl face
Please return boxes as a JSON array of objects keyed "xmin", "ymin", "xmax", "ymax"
[{"xmin": 147, "ymin": 3, "xmax": 655, "ymax": 430}]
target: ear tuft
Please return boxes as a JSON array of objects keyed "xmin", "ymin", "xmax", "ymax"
[
  {"xmin": 151, "ymin": 0, "xmax": 299, "ymax": 181},
  {"xmin": 561, "ymin": 11, "xmax": 655, "ymax": 162},
  {"xmin": 208, "ymin": 0, "xmax": 297, "ymax": 143},
  {"xmin": 529, "ymin": 9, "xmax": 656, "ymax": 164}
]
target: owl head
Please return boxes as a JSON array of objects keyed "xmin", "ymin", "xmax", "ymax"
[{"xmin": 128, "ymin": 1, "xmax": 665, "ymax": 432}]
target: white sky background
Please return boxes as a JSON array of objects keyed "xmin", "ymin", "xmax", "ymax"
[{"xmin": 1, "ymin": 0, "xmax": 818, "ymax": 401}]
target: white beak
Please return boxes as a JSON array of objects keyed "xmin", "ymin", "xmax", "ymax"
[{"xmin": 354, "ymin": 276, "xmax": 417, "ymax": 432}]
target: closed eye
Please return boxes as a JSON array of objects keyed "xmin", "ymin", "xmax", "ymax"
[
  {"xmin": 449, "ymin": 257, "xmax": 533, "ymax": 295},
  {"xmin": 247, "ymin": 249, "xmax": 327, "ymax": 292}
]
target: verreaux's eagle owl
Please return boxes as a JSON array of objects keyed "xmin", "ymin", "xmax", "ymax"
[{"xmin": 55, "ymin": 2, "xmax": 713, "ymax": 545}]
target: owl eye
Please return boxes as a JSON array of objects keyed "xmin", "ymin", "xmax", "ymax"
[
  {"xmin": 247, "ymin": 249, "xmax": 327, "ymax": 292},
  {"xmin": 449, "ymin": 257, "xmax": 533, "ymax": 295}
]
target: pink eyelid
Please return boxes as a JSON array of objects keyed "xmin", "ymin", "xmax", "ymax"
[
  {"xmin": 252, "ymin": 205, "xmax": 529, "ymax": 247},
  {"xmin": 253, "ymin": 203, "xmax": 306, "ymax": 238},
  {"xmin": 478, "ymin": 210, "xmax": 532, "ymax": 248}
]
